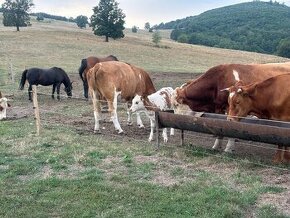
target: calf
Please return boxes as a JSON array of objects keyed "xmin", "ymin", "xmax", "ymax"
[
  {"xmin": 227, "ymin": 74, "xmax": 290, "ymax": 163},
  {"xmin": 130, "ymin": 87, "xmax": 174, "ymax": 142}
]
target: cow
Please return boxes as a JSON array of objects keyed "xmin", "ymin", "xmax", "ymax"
[
  {"xmin": 130, "ymin": 87, "xmax": 175, "ymax": 142},
  {"xmin": 87, "ymin": 61, "xmax": 156, "ymax": 134},
  {"xmin": 173, "ymin": 62, "xmax": 290, "ymax": 152},
  {"xmin": 0, "ymin": 92, "xmax": 11, "ymax": 120},
  {"xmin": 226, "ymin": 74, "xmax": 290, "ymax": 163}
]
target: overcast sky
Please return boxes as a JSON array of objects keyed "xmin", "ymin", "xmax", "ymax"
[{"xmin": 1, "ymin": 0, "xmax": 290, "ymax": 28}]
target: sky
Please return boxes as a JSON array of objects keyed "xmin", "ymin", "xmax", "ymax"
[{"xmin": 1, "ymin": 0, "xmax": 290, "ymax": 28}]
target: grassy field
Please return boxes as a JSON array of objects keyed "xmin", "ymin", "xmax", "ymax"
[{"xmin": 1, "ymin": 16, "xmax": 290, "ymax": 217}]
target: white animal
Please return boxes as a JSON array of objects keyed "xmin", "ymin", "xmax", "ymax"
[
  {"xmin": 0, "ymin": 97, "xmax": 10, "ymax": 120},
  {"xmin": 130, "ymin": 87, "xmax": 175, "ymax": 142}
]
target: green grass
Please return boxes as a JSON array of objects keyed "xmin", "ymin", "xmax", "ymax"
[{"xmin": 1, "ymin": 16, "xmax": 290, "ymax": 217}]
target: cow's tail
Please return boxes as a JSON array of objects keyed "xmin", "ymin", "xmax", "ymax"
[
  {"xmin": 19, "ymin": 69, "xmax": 28, "ymax": 90},
  {"xmin": 78, "ymin": 58, "xmax": 87, "ymax": 81}
]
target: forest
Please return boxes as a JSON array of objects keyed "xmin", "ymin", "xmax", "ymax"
[{"xmin": 156, "ymin": 1, "xmax": 290, "ymax": 57}]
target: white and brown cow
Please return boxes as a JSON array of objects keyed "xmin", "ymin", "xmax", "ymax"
[
  {"xmin": 130, "ymin": 87, "xmax": 174, "ymax": 142},
  {"xmin": 87, "ymin": 61, "xmax": 156, "ymax": 134},
  {"xmin": 0, "ymin": 92, "xmax": 11, "ymax": 120},
  {"xmin": 227, "ymin": 74, "xmax": 290, "ymax": 163},
  {"xmin": 173, "ymin": 62, "xmax": 290, "ymax": 152}
]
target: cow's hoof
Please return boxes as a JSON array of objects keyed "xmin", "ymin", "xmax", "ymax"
[
  {"xmin": 94, "ymin": 129, "xmax": 101, "ymax": 134},
  {"xmin": 224, "ymin": 149, "xmax": 234, "ymax": 153},
  {"xmin": 118, "ymin": 130, "xmax": 124, "ymax": 134},
  {"xmin": 138, "ymin": 125, "xmax": 145, "ymax": 129},
  {"xmin": 127, "ymin": 122, "xmax": 133, "ymax": 126}
]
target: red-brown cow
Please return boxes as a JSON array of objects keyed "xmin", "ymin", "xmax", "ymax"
[
  {"xmin": 173, "ymin": 62, "xmax": 290, "ymax": 152},
  {"xmin": 87, "ymin": 61, "xmax": 156, "ymax": 134},
  {"xmin": 227, "ymin": 74, "xmax": 290, "ymax": 163}
]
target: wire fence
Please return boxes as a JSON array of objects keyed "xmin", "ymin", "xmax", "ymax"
[{"xmin": 2, "ymin": 85, "xmax": 290, "ymax": 172}]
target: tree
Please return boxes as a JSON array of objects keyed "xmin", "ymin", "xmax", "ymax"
[
  {"xmin": 75, "ymin": 15, "xmax": 88, "ymax": 29},
  {"xmin": 90, "ymin": 0, "xmax": 125, "ymax": 42},
  {"xmin": 152, "ymin": 31, "xmax": 162, "ymax": 46},
  {"xmin": 277, "ymin": 38, "xmax": 290, "ymax": 58},
  {"xmin": 2, "ymin": 0, "xmax": 34, "ymax": 31},
  {"xmin": 132, "ymin": 25, "xmax": 138, "ymax": 33},
  {"xmin": 144, "ymin": 22, "xmax": 150, "ymax": 30},
  {"xmin": 36, "ymin": 14, "xmax": 44, "ymax": 21}
]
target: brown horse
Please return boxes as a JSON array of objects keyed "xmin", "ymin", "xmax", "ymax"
[
  {"xmin": 78, "ymin": 55, "xmax": 118, "ymax": 98},
  {"xmin": 87, "ymin": 61, "xmax": 156, "ymax": 134}
]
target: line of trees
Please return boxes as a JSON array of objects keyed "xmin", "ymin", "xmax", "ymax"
[{"xmin": 1, "ymin": 0, "xmax": 161, "ymax": 46}]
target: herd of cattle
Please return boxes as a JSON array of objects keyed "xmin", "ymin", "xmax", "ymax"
[{"xmin": 1, "ymin": 56, "xmax": 290, "ymax": 164}]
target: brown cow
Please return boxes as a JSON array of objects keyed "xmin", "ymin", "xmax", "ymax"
[
  {"xmin": 79, "ymin": 55, "xmax": 118, "ymax": 98},
  {"xmin": 87, "ymin": 61, "xmax": 156, "ymax": 134},
  {"xmin": 227, "ymin": 74, "xmax": 290, "ymax": 163},
  {"xmin": 173, "ymin": 62, "xmax": 290, "ymax": 152}
]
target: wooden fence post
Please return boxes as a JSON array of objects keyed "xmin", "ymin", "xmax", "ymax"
[
  {"xmin": 9, "ymin": 60, "xmax": 14, "ymax": 83},
  {"xmin": 32, "ymin": 85, "xmax": 41, "ymax": 135}
]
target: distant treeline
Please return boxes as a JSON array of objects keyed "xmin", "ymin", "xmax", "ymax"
[
  {"xmin": 155, "ymin": 1, "xmax": 290, "ymax": 57},
  {"xmin": 30, "ymin": 12, "xmax": 75, "ymax": 22},
  {"xmin": 0, "ymin": 9, "xmax": 75, "ymax": 22}
]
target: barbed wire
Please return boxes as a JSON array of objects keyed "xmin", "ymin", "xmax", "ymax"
[{"xmin": 4, "ymin": 99, "xmax": 289, "ymax": 172}]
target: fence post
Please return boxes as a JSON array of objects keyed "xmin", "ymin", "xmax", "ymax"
[
  {"xmin": 181, "ymin": 130, "xmax": 184, "ymax": 146},
  {"xmin": 9, "ymin": 60, "xmax": 14, "ymax": 83},
  {"xmin": 32, "ymin": 85, "xmax": 41, "ymax": 135}
]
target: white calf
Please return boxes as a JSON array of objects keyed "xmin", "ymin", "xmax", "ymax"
[
  {"xmin": 0, "ymin": 97, "xmax": 10, "ymax": 120},
  {"xmin": 130, "ymin": 87, "xmax": 175, "ymax": 142}
]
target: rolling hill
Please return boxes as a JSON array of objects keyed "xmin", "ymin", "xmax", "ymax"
[{"xmin": 156, "ymin": 1, "xmax": 290, "ymax": 56}]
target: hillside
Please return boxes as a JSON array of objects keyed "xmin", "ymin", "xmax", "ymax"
[
  {"xmin": 156, "ymin": 1, "xmax": 290, "ymax": 55},
  {"xmin": 1, "ymin": 12, "xmax": 289, "ymax": 84}
]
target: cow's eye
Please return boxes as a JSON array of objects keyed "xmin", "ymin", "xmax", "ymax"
[{"xmin": 136, "ymin": 101, "xmax": 139, "ymax": 105}]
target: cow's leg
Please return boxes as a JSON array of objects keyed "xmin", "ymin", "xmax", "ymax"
[
  {"xmin": 28, "ymin": 84, "xmax": 32, "ymax": 101},
  {"xmin": 125, "ymin": 102, "xmax": 133, "ymax": 126},
  {"xmin": 224, "ymin": 138, "xmax": 235, "ymax": 153},
  {"xmin": 90, "ymin": 89, "xmax": 101, "ymax": 133},
  {"xmin": 56, "ymin": 83, "xmax": 61, "ymax": 100},
  {"xmin": 136, "ymin": 112, "xmax": 144, "ymax": 128},
  {"xmin": 162, "ymin": 128, "xmax": 168, "ymax": 143},
  {"xmin": 109, "ymin": 91, "xmax": 123, "ymax": 134},
  {"xmin": 212, "ymin": 136, "xmax": 223, "ymax": 150},
  {"xmin": 170, "ymin": 128, "xmax": 174, "ymax": 136},
  {"xmin": 148, "ymin": 118, "xmax": 155, "ymax": 142},
  {"xmin": 283, "ymin": 146, "xmax": 290, "ymax": 163},
  {"xmin": 272, "ymin": 145, "xmax": 284, "ymax": 164},
  {"xmin": 52, "ymin": 84, "xmax": 56, "ymax": 99}
]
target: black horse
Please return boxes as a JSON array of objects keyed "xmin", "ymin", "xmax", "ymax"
[
  {"xmin": 78, "ymin": 55, "xmax": 118, "ymax": 99},
  {"xmin": 19, "ymin": 67, "xmax": 73, "ymax": 101}
]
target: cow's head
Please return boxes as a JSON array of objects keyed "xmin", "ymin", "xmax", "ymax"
[
  {"xmin": 130, "ymin": 94, "xmax": 146, "ymax": 113},
  {"xmin": 171, "ymin": 88, "xmax": 184, "ymax": 108},
  {"xmin": 225, "ymin": 86, "xmax": 252, "ymax": 121}
]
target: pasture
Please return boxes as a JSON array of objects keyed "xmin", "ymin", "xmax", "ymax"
[{"xmin": 1, "ymin": 16, "xmax": 290, "ymax": 217}]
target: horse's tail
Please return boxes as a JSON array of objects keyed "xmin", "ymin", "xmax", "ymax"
[
  {"xmin": 79, "ymin": 58, "xmax": 87, "ymax": 81},
  {"xmin": 19, "ymin": 69, "xmax": 28, "ymax": 90}
]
